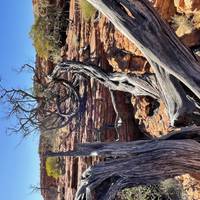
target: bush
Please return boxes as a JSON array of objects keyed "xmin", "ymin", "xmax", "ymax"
[
  {"xmin": 120, "ymin": 179, "xmax": 187, "ymax": 200},
  {"xmin": 79, "ymin": 0, "xmax": 97, "ymax": 21},
  {"xmin": 30, "ymin": 17, "xmax": 57, "ymax": 60},
  {"xmin": 33, "ymin": 0, "xmax": 51, "ymax": 17},
  {"xmin": 30, "ymin": 2, "xmax": 68, "ymax": 61},
  {"xmin": 121, "ymin": 185, "xmax": 162, "ymax": 200},
  {"xmin": 46, "ymin": 157, "xmax": 63, "ymax": 179}
]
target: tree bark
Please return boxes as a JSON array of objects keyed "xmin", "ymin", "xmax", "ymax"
[
  {"xmin": 47, "ymin": 139, "xmax": 200, "ymax": 200},
  {"xmin": 86, "ymin": 0, "xmax": 199, "ymax": 124},
  {"xmin": 53, "ymin": 60, "xmax": 198, "ymax": 125},
  {"xmin": 46, "ymin": 125, "xmax": 200, "ymax": 157},
  {"xmin": 52, "ymin": 61, "xmax": 160, "ymax": 98}
]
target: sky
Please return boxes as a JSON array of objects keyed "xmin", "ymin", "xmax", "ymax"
[{"xmin": 0, "ymin": 1, "xmax": 43, "ymax": 200}]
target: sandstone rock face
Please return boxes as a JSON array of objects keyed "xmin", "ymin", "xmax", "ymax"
[
  {"xmin": 153, "ymin": 0, "xmax": 176, "ymax": 20},
  {"xmin": 34, "ymin": 0, "xmax": 200, "ymax": 199}
]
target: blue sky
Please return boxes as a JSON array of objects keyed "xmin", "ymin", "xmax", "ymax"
[{"xmin": 0, "ymin": 1, "xmax": 43, "ymax": 200}]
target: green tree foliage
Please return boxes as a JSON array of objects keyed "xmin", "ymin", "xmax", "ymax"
[
  {"xmin": 121, "ymin": 179, "xmax": 187, "ymax": 200},
  {"xmin": 30, "ymin": 17, "xmax": 56, "ymax": 60},
  {"xmin": 46, "ymin": 157, "xmax": 63, "ymax": 179},
  {"xmin": 30, "ymin": 1, "xmax": 67, "ymax": 61}
]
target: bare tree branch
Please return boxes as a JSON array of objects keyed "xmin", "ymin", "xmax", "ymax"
[
  {"xmin": 52, "ymin": 61, "xmax": 160, "ymax": 98},
  {"xmin": 0, "ymin": 64, "xmax": 87, "ymax": 137}
]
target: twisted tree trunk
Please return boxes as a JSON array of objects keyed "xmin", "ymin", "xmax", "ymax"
[
  {"xmin": 47, "ymin": 138, "xmax": 200, "ymax": 199},
  {"xmin": 86, "ymin": 0, "xmax": 200, "ymax": 124}
]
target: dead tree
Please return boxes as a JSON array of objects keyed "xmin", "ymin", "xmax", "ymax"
[
  {"xmin": 49, "ymin": 139, "xmax": 200, "ymax": 200},
  {"xmin": 44, "ymin": 0, "xmax": 200, "ymax": 199},
  {"xmin": 86, "ymin": 0, "xmax": 200, "ymax": 125},
  {"xmin": 3, "ymin": 0, "xmax": 200, "ymax": 198},
  {"xmin": 0, "ymin": 64, "xmax": 87, "ymax": 137}
]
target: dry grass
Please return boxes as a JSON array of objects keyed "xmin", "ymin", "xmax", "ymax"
[
  {"xmin": 172, "ymin": 11, "xmax": 200, "ymax": 37},
  {"xmin": 172, "ymin": 14, "xmax": 193, "ymax": 37}
]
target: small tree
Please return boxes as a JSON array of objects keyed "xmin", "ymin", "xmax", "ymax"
[
  {"xmin": 0, "ymin": 64, "xmax": 87, "ymax": 137},
  {"xmin": 45, "ymin": 157, "xmax": 63, "ymax": 179},
  {"xmin": 30, "ymin": 0, "xmax": 69, "ymax": 61}
]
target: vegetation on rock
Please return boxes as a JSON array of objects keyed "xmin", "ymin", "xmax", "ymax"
[
  {"xmin": 172, "ymin": 11, "xmax": 200, "ymax": 37},
  {"xmin": 45, "ymin": 157, "xmax": 64, "ymax": 179},
  {"xmin": 121, "ymin": 179, "xmax": 187, "ymax": 200},
  {"xmin": 30, "ymin": 1, "xmax": 68, "ymax": 61},
  {"xmin": 79, "ymin": 0, "xmax": 97, "ymax": 21},
  {"xmin": 30, "ymin": 16, "xmax": 59, "ymax": 60}
]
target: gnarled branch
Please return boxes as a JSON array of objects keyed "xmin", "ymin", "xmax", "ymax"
[
  {"xmin": 52, "ymin": 61, "xmax": 160, "ymax": 99},
  {"xmin": 46, "ymin": 139, "xmax": 200, "ymax": 200},
  {"xmin": 86, "ymin": 0, "xmax": 199, "ymax": 125}
]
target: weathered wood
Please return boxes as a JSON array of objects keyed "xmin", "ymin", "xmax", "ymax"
[
  {"xmin": 151, "ymin": 64, "xmax": 196, "ymax": 125},
  {"xmin": 72, "ymin": 140, "xmax": 200, "ymax": 200},
  {"xmin": 161, "ymin": 125, "xmax": 200, "ymax": 141},
  {"xmin": 46, "ymin": 125, "xmax": 200, "ymax": 158},
  {"xmin": 53, "ymin": 60, "xmax": 198, "ymax": 125},
  {"xmin": 52, "ymin": 61, "xmax": 160, "ymax": 98},
  {"xmin": 86, "ymin": 0, "xmax": 199, "ymax": 124},
  {"xmin": 46, "ymin": 126, "xmax": 200, "ymax": 199},
  {"xmin": 87, "ymin": 0, "xmax": 200, "ymax": 98}
]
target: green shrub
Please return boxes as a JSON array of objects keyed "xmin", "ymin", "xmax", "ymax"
[
  {"xmin": 30, "ymin": 16, "xmax": 60, "ymax": 60},
  {"xmin": 121, "ymin": 185, "xmax": 162, "ymax": 200},
  {"xmin": 121, "ymin": 179, "xmax": 187, "ymax": 200},
  {"xmin": 30, "ymin": 17, "xmax": 49, "ymax": 59},
  {"xmin": 46, "ymin": 157, "xmax": 63, "ymax": 179},
  {"xmin": 79, "ymin": 0, "xmax": 97, "ymax": 21},
  {"xmin": 30, "ymin": 2, "xmax": 68, "ymax": 61},
  {"xmin": 33, "ymin": 0, "xmax": 54, "ymax": 17}
]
